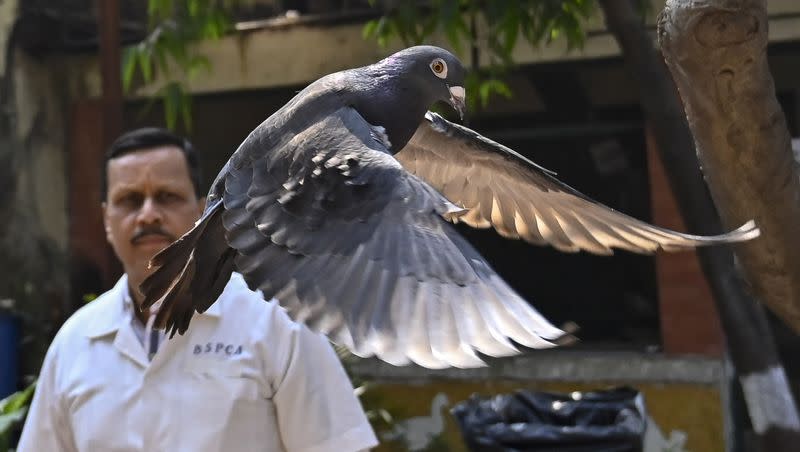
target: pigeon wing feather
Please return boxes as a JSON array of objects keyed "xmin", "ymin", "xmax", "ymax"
[
  {"xmin": 222, "ymin": 106, "xmax": 566, "ymax": 368},
  {"xmin": 396, "ymin": 112, "xmax": 759, "ymax": 255}
]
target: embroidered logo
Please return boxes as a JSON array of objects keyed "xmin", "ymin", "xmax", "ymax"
[{"xmin": 193, "ymin": 342, "xmax": 244, "ymax": 356}]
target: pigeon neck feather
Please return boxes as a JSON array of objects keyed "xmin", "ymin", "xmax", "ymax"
[{"xmin": 355, "ymin": 69, "xmax": 434, "ymax": 154}]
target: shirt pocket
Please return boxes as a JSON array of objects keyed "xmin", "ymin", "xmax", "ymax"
[
  {"xmin": 175, "ymin": 359, "xmax": 283, "ymax": 452},
  {"xmin": 182, "ymin": 357, "xmax": 266, "ymax": 401}
]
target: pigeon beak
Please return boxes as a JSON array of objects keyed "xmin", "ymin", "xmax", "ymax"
[{"xmin": 448, "ymin": 85, "xmax": 466, "ymax": 121}]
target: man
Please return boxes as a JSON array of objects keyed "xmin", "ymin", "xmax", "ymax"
[{"xmin": 18, "ymin": 128, "xmax": 378, "ymax": 452}]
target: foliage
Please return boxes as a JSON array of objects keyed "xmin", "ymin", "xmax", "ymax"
[
  {"xmin": 132, "ymin": 1, "xmax": 654, "ymax": 125},
  {"xmin": 133, "ymin": 0, "xmax": 603, "ymax": 128},
  {"xmin": 364, "ymin": 0, "xmax": 597, "ymax": 108},
  {"xmin": 123, "ymin": 0, "xmax": 248, "ymax": 130},
  {"xmin": 0, "ymin": 382, "xmax": 35, "ymax": 452}
]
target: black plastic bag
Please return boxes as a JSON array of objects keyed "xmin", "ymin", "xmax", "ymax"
[{"xmin": 451, "ymin": 386, "xmax": 646, "ymax": 452}]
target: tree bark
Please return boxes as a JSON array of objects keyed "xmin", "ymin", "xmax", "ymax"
[
  {"xmin": 598, "ymin": 0, "xmax": 800, "ymax": 448},
  {"xmin": 658, "ymin": 0, "xmax": 800, "ymax": 334}
]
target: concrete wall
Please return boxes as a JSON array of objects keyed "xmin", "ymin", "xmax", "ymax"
[
  {"xmin": 0, "ymin": 1, "xmax": 70, "ymax": 379},
  {"xmin": 351, "ymin": 352, "xmax": 730, "ymax": 452}
]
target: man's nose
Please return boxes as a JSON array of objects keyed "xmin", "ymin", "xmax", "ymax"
[{"xmin": 136, "ymin": 197, "xmax": 163, "ymax": 224}]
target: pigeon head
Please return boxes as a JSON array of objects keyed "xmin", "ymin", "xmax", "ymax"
[
  {"xmin": 383, "ymin": 46, "xmax": 467, "ymax": 120},
  {"xmin": 358, "ymin": 46, "xmax": 467, "ymax": 152}
]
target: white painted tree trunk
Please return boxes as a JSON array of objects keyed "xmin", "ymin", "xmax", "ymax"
[{"xmin": 658, "ymin": 0, "xmax": 800, "ymax": 448}]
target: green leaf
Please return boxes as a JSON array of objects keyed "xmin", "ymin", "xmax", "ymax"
[
  {"xmin": 0, "ymin": 382, "xmax": 35, "ymax": 414},
  {"xmin": 0, "ymin": 380, "xmax": 36, "ymax": 446},
  {"xmin": 162, "ymin": 32, "xmax": 183, "ymax": 63},
  {"xmin": 187, "ymin": 0, "xmax": 200, "ymax": 17},
  {"xmin": 160, "ymin": 82, "xmax": 192, "ymax": 132},
  {"xmin": 147, "ymin": 0, "xmax": 160, "ymax": 17},
  {"xmin": 486, "ymin": 79, "xmax": 512, "ymax": 98},
  {"xmin": 148, "ymin": 0, "xmax": 173, "ymax": 21},
  {"xmin": 187, "ymin": 54, "xmax": 212, "ymax": 80},
  {"xmin": 122, "ymin": 47, "xmax": 138, "ymax": 92},
  {"xmin": 362, "ymin": 19, "xmax": 378, "ymax": 40},
  {"xmin": 163, "ymin": 82, "xmax": 181, "ymax": 131},
  {"xmin": 137, "ymin": 44, "xmax": 154, "ymax": 83},
  {"xmin": 468, "ymin": 73, "xmax": 512, "ymax": 109},
  {"xmin": 0, "ymin": 412, "xmax": 25, "ymax": 443},
  {"xmin": 502, "ymin": 5, "xmax": 520, "ymax": 55},
  {"xmin": 374, "ymin": 17, "xmax": 389, "ymax": 47}
]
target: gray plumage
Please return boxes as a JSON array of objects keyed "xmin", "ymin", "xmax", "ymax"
[{"xmin": 141, "ymin": 46, "xmax": 759, "ymax": 369}]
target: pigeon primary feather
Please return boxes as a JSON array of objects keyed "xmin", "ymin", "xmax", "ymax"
[{"xmin": 141, "ymin": 45, "xmax": 759, "ymax": 369}]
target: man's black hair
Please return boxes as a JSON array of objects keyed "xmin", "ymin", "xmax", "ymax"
[{"xmin": 101, "ymin": 127, "xmax": 203, "ymax": 200}]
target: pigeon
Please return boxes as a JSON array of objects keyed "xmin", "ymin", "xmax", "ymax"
[{"xmin": 141, "ymin": 45, "xmax": 759, "ymax": 369}]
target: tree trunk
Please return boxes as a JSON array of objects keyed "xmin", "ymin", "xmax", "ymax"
[
  {"xmin": 658, "ymin": 0, "xmax": 800, "ymax": 334},
  {"xmin": 598, "ymin": 0, "xmax": 800, "ymax": 449}
]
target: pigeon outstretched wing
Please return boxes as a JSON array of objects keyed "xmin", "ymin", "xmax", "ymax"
[
  {"xmin": 149, "ymin": 106, "xmax": 566, "ymax": 369},
  {"xmin": 141, "ymin": 46, "xmax": 761, "ymax": 371},
  {"xmin": 396, "ymin": 112, "xmax": 759, "ymax": 255}
]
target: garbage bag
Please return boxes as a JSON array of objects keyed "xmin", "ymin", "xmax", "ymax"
[{"xmin": 451, "ymin": 386, "xmax": 646, "ymax": 452}]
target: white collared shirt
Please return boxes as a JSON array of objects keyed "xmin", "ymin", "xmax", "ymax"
[{"xmin": 18, "ymin": 273, "xmax": 378, "ymax": 452}]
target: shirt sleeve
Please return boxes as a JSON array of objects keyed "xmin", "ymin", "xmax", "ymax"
[
  {"xmin": 16, "ymin": 341, "xmax": 78, "ymax": 452},
  {"xmin": 270, "ymin": 310, "xmax": 378, "ymax": 452}
]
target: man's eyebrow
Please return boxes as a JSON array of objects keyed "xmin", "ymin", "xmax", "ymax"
[
  {"xmin": 111, "ymin": 181, "xmax": 189, "ymax": 194},
  {"xmin": 109, "ymin": 185, "xmax": 138, "ymax": 196}
]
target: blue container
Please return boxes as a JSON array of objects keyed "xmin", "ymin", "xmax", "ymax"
[{"xmin": 0, "ymin": 313, "xmax": 19, "ymax": 399}]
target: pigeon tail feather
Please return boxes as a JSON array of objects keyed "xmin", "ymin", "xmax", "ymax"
[{"xmin": 140, "ymin": 201, "xmax": 235, "ymax": 336}]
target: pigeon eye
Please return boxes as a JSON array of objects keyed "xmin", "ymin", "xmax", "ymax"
[{"xmin": 430, "ymin": 58, "xmax": 448, "ymax": 78}]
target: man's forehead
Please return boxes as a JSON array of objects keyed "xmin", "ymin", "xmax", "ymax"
[{"xmin": 107, "ymin": 146, "xmax": 192, "ymax": 186}]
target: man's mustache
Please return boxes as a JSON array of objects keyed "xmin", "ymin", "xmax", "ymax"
[{"xmin": 131, "ymin": 227, "xmax": 175, "ymax": 245}]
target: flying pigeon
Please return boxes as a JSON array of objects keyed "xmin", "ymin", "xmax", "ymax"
[{"xmin": 141, "ymin": 46, "xmax": 759, "ymax": 369}]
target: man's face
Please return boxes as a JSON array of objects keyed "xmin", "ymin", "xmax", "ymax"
[{"xmin": 103, "ymin": 146, "xmax": 204, "ymax": 291}]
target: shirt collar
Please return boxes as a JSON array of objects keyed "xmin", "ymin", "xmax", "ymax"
[
  {"xmin": 84, "ymin": 274, "xmax": 223, "ymax": 339},
  {"xmin": 83, "ymin": 275, "xmax": 128, "ymax": 339}
]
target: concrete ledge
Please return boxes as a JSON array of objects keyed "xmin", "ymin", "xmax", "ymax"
[{"xmin": 349, "ymin": 350, "xmax": 726, "ymax": 385}]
